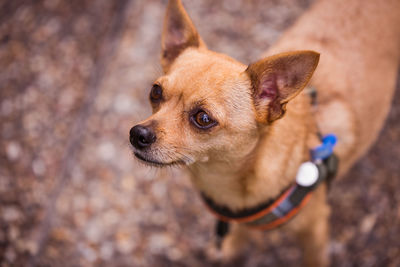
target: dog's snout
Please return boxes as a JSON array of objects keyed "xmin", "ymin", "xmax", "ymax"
[{"xmin": 129, "ymin": 125, "xmax": 156, "ymax": 149}]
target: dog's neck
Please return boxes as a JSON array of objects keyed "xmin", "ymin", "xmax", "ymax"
[{"xmin": 188, "ymin": 92, "xmax": 319, "ymax": 211}]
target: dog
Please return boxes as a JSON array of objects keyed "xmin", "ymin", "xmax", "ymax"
[{"xmin": 129, "ymin": 0, "xmax": 400, "ymax": 266}]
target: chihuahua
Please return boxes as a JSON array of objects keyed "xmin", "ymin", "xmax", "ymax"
[{"xmin": 129, "ymin": 0, "xmax": 400, "ymax": 266}]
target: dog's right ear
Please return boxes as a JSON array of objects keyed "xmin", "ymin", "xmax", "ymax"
[{"xmin": 161, "ymin": 0, "xmax": 205, "ymax": 73}]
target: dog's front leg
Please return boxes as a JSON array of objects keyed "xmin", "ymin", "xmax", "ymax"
[{"xmin": 294, "ymin": 189, "xmax": 331, "ymax": 267}]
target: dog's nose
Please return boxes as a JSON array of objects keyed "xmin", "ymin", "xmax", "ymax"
[{"xmin": 129, "ymin": 125, "xmax": 156, "ymax": 149}]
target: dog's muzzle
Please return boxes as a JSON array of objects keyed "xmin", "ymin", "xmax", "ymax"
[{"xmin": 129, "ymin": 125, "xmax": 156, "ymax": 150}]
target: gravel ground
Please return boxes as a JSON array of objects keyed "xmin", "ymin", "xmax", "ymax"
[{"xmin": 0, "ymin": 0, "xmax": 399, "ymax": 266}]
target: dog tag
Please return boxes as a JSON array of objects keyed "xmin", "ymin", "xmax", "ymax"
[
  {"xmin": 215, "ymin": 220, "xmax": 230, "ymax": 249},
  {"xmin": 296, "ymin": 162, "xmax": 319, "ymax": 187}
]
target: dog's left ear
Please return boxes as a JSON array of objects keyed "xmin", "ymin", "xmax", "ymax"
[
  {"xmin": 161, "ymin": 0, "xmax": 205, "ymax": 73},
  {"xmin": 245, "ymin": 51, "xmax": 319, "ymax": 123}
]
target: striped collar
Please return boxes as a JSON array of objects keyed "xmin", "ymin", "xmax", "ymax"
[{"xmin": 201, "ymin": 134, "xmax": 338, "ymax": 231}]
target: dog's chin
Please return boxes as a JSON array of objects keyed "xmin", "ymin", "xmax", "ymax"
[{"xmin": 133, "ymin": 151, "xmax": 185, "ymax": 167}]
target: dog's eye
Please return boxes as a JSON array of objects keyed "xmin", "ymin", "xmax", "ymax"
[
  {"xmin": 191, "ymin": 110, "xmax": 217, "ymax": 129},
  {"xmin": 150, "ymin": 84, "xmax": 163, "ymax": 102}
]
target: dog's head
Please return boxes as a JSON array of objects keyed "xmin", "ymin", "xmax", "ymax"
[{"xmin": 129, "ymin": 0, "xmax": 319, "ymax": 167}]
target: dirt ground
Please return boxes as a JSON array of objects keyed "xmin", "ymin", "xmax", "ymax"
[{"xmin": 0, "ymin": 0, "xmax": 399, "ymax": 266}]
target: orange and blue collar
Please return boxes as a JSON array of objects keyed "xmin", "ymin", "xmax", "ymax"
[{"xmin": 201, "ymin": 134, "xmax": 338, "ymax": 236}]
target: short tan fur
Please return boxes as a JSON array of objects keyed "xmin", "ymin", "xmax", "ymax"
[{"xmin": 130, "ymin": 0, "xmax": 400, "ymax": 266}]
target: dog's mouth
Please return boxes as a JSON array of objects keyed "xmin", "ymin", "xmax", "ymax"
[{"xmin": 133, "ymin": 151, "xmax": 185, "ymax": 167}]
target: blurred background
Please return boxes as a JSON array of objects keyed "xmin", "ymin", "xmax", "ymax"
[{"xmin": 0, "ymin": 0, "xmax": 399, "ymax": 266}]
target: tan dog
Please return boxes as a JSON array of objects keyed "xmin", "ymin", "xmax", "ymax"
[{"xmin": 129, "ymin": 0, "xmax": 400, "ymax": 266}]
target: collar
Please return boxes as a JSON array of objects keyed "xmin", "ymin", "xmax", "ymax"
[{"xmin": 201, "ymin": 134, "xmax": 338, "ymax": 231}]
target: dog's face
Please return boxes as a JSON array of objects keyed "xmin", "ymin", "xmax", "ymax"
[
  {"xmin": 129, "ymin": 0, "xmax": 319, "ymax": 167},
  {"xmin": 130, "ymin": 48, "xmax": 258, "ymax": 166}
]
